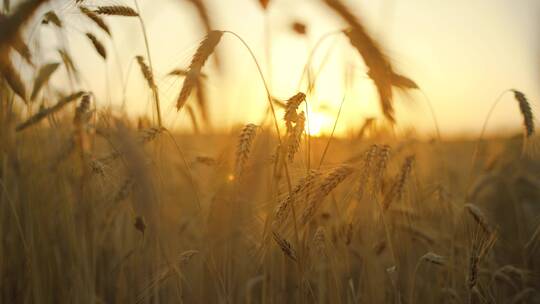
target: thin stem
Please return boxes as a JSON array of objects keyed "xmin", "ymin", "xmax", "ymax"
[
  {"xmin": 222, "ymin": 31, "xmax": 292, "ymax": 191},
  {"xmin": 468, "ymin": 89, "xmax": 511, "ymax": 186},
  {"xmin": 409, "ymin": 259, "xmax": 422, "ymax": 304},
  {"xmin": 418, "ymin": 89, "xmax": 442, "ymax": 141},
  {"xmin": 163, "ymin": 129, "xmax": 202, "ymax": 213},
  {"xmin": 296, "ymin": 30, "xmax": 344, "ymax": 92},
  {"xmin": 318, "ymin": 95, "xmax": 346, "ymax": 169},
  {"xmin": 133, "ymin": 0, "xmax": 162, "ymax": 127}
]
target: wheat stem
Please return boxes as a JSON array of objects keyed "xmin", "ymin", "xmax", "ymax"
[
  {"xmin": 133, "ymin": 0, "xmax": 162, "ymax": 127},
  {"xmin": 318, "ymin": 95, "xmax": 346, "ymax": 169}
]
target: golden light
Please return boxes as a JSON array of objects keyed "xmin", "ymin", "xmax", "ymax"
[{"xmin": 306, "ymin": 112, "xmax": 332, "ymax": 137}]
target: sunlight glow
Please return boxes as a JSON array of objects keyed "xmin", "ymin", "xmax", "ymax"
[{"xmin": 307, "ymin": 112, "xmax": 333, "ymax": 137}]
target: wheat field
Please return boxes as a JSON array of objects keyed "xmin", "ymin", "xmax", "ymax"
[{"xmin": 1, "ymin": 0, "xmax": 540, "ymax": 303}]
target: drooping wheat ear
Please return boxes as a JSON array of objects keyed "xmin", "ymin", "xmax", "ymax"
[
  {"xmin": 464, "ymin": 203, "xmax": 492, "ymax": 235},
  {"xmin": 0, "ymin": 60, "xmax": 26, "ymax": 101},
  {"xmin": 512, "ymin": 90, "xmax": 534, "ymax": 138},
  {"xmin": 30, "ymin": 62, "xmax": 60, "ymax": 100},
  {"xmin": 287, "ymin": 111, "xmax": 305, "ymax": 161},
  {"xmin": 410, "ymin": 251, "xmax": 446, "ymax": 303},
  {"xmin": 283, "ymin": 92, "xmax": 306, "ymax": 132},
  {"xmin": 323, "ymin": 0, "xmax": 417, "ymax": 124},
  {"xmin": 492, "ymin": 270, "xmax": 518, "ymax": 291},
  {"xmin": 313, "ymin": 226, "xmax": 327, "ymax": 257},
  {"xmin": 382, "ymin": 155, "xmax": 414, "ymax": 211},
  {"xmin": 79, "ymin": 6, "xmax": 110, "ymax": 36},
  {"xmin": 16, "ymin": 91, "xmax": 85, "ymax": 132},
  {"xmin": 357, "ymin": 144, "xmax": 378, "ymax": 200},
  {"xmin": 234, "ymin": 123, "xmax": 258, "ymax": 178},
  {"xmin": 273, "ymin": 170, "xmax": 322, "ymax": 229},
  {"xmin": 272, "ymin": 231, "xmax": 297, "ymax": 262},
  {"xmin": 136, "ymin": 55, "xmax": 156, "ymax": 89},
  {"xmin": 301, "ymin": 165, "xmax": 354, "ymax": 225},
  {"xmin": 85, "ymin": 33, "xmax": 107, "ymax": 59},
  {"xmin": 177, "ymin": 31, "xmax": 223, "ymax": 110},
  {"xmin": 94, "ymin": 6, "xmax": 139, "ymax": 17},
  {"xmin": 42, "ymin": 11, "xmax": 62, "ymax": 27}
]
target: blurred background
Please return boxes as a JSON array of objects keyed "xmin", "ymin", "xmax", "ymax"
[{"xmin": 29, "ymin": 0, "xmax": 540, "ymax": 137}]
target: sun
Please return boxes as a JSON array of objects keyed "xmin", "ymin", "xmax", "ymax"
[{"xmin": 306, "ymin": 112, "xmax": 332, "ymax": 137}]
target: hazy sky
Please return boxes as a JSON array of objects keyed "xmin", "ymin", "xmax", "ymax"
[{"xmin": 35, "ymin": 0, "xmax": 540, "ymax": 137}]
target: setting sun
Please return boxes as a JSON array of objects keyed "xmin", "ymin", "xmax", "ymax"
[{"xmin": 306, "ymin": 111, "xmax": 333, "ymax": 137}]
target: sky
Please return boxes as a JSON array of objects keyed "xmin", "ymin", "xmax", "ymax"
[{"xmin": 31, "ymin": 0, "xmax": 540, "ymax": 137}]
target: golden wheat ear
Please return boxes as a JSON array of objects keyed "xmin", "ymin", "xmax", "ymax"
[
  {"xmin": 512, "ymin": 90, "xmax": 534, "ymax": 138},
  {"xmin": 392, "ymin": 73, "xmax": 419, "ymax": 89},
  {"xmin": 85, "ymin": 33, "xmax": 107, "ymax": 60},
  {"xmin": 31, "ymin": 62, "xmax": 60, "ymax": 100},
  {"xmin": 0, "ymin": 60, "xmax": 26, "ymax": 101},
  {"xmin": 79, "ymin": 6, "xmax": 111, "ymax": 36},
  {"xmin": 94, "ymin": 6, "xmax": 139, "ymax": 17},
  {"xmin": 234, "ymin": 123, "xmax": 258, "ymax": 179},
  {"xmin": 176, "ymin": 30, "xmax": 223, "ymax": 111}
]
